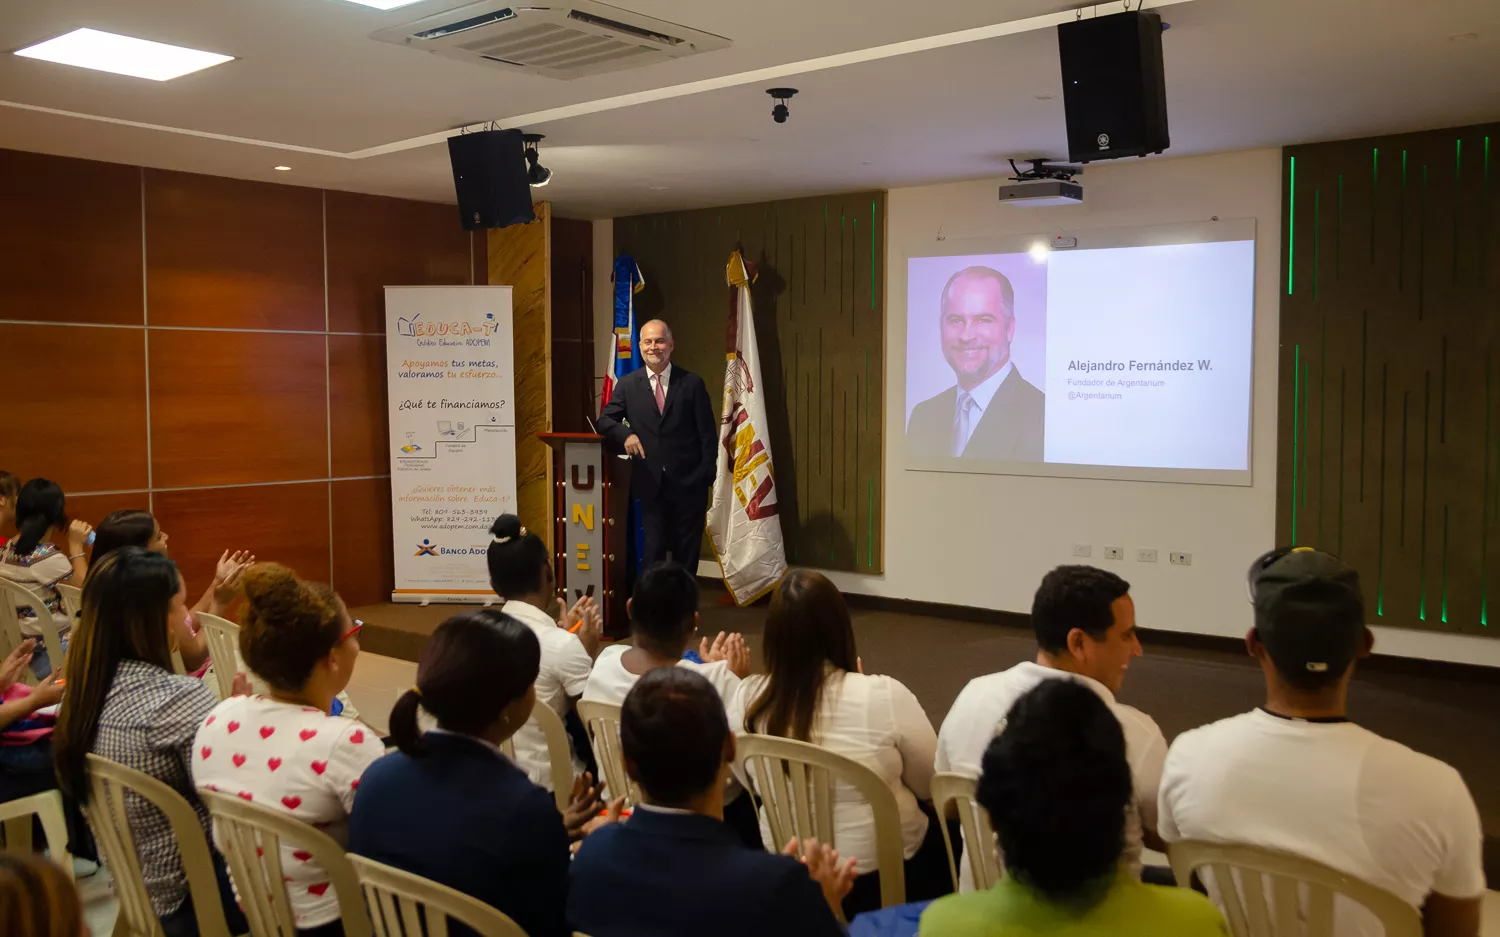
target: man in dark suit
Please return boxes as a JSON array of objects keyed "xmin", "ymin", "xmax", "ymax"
[
  {"xmin": 907, "ymin": 266, "xmax": 1045, "ymax": 461},
  {"xmin": 596, "ymin": 319, "xmax": 717, "ymax": 572},
  {"xmin": 569, "ymin": 668, "xmax": 853, "ymax": 937}
]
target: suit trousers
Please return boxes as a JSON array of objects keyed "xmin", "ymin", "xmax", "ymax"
[{"xmin": 641, "ymin": 488, "xmax": 707, "ymax": 574}]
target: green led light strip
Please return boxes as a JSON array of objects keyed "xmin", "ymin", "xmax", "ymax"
[
  {"xmin": 1370, "ymin": 148, "xmax": 1378, "ymax": 264},
  {"xmin": 1287, "ymin": 156, "xmax": 1296, "ymax": 295},
  {"xmin": 1292, "ymin": 344, "xmax": 1301, "ymax": 543}
]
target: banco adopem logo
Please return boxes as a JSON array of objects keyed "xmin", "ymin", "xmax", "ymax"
[{"xmin": 414, "ymin": 539, "xmax": 439, "ymax": 557}]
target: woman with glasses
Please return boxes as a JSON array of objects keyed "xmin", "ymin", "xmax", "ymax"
[{"xmin": 192, "ymin": 562, "xmax": 382, "ymax": 937}]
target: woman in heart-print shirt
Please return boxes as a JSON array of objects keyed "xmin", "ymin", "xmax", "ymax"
[{"xmin": 192, "ymin": 562, "xmax": 383, "ymax": 936}]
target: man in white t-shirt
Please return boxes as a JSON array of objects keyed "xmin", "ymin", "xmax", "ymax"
[
  {"xmin": 1159, "ymin": 548, "xmax": 1485, "ymax": 937},
  {"xmin": 936, "ymin": 565, "xmax": 1167, "ymax": 890}
]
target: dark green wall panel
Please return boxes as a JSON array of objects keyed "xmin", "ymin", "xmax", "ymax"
[
  {"xmin": 615, "ymin": 192, "xmax": 886, "ymax": 574},
  {"xmin": 1279, "ymin": 123, "xmax": 1499, "ymax": 638}
]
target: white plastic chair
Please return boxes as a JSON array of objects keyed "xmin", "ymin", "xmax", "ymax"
[
  {"xmin": 574, "ymin": 700, "xmax": 641, "ymax": 809},
  {"xmin": 200, "ymin": 788, "xmax": 372, "ymax": 937},
  {"xmin": 349, "ymin": 855, "xmax": 528, "ymax": 937},
  {"xmin": 0, "ymin": 790, "xmax": 73, "ymax": 879},
  {"xmin": 736, "ymin": 733, "xmax": 907, "ymax": 910},
  {"xmin": 1167, "ymin": 840, "xmax": 1422, "ymax": 937},
  {"xmin": 196, "ymin": 612, "xmax": 243, "ymax": 701},
  {"xmin": 498, "ymin": 702, "xmax": 578, "ymax": 812},
  {"xmin": 53, "ymin": 582, "xmax": 82, "ymax": 619},
  {"xmin": 929, "ymin": 771, "xmax": 1002, "ymax": 892},
  {"xmin": 83, "ymin": 754, "xmax": 233, "ymax": 937},
  {"xmin": 0, "ymin": 578, "xmax": 67, "ymax": 679}
]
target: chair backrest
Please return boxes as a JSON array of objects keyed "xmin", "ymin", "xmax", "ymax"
[
  {"xmin": 196, "ymin": 612, "xmax": 241, "ymax": 701},
  {"xmin": 349, "ymin": 855, "xmax": 528, "ymax": 937},
  {"xmin": 1167, "ymin": 840, "xmax": 1422, "ymax": 937},
  {"xmin": 0, "ymin": 790, "xmax": 73, "ymax": 879},
  {"xmin": 736, "ymin": 733, "xmax": 907, "ymax": 909},
  {"xmin": 0, "ymin": 578, "xmax": 65, "ymax": 677},
  {"xmin": 497, "ymin": 702, "xmax": 576, "ymax": 811},
  {"xmin": 53, "ymin": 582, "xmax": 82, "ymax": 619},
  {"xmin": 574, "ymin": 700, "xmax": 641, "ymax": 808},
  {"xmin": 929, "ymin": 772, "xmax": 1002, "ymax": 892},
  {"xmin": 83, "ymin": 754, "xmax": 232, "ymax": 937},
  {"xmin": 200, "ymin": 789, "xmax": 373, "ymax": 937}
]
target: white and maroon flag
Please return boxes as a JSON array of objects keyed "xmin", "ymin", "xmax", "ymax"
[{"xmin": 707, "ymin": 250, "xmax": 787, "ymax": 605}]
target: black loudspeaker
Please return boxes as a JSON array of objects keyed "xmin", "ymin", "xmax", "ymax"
[
  {"xmin": 1057, "ymin": 10, "xmax": 1169, "ymax": 163},
  {"xmin": 447, "ymin": 129, "xmax": 536, "ymax": 230}
]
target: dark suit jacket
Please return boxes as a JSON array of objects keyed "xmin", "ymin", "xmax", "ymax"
[
  {"xmin": 596, "ymin": 365, "xmax": 717, "ymax": 502},
  {"xmin": 568, "ymin": 808, "xmax": 845, "ymax": 937},
  {"xmin": 906, "ymin": 365, "xmax": 1045, "ymax": 461},
  {"xmin": 347, "ymin": 732, "xmax": 571, "ymax": 937}
]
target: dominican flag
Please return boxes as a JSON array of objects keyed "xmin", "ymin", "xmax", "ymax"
[
  {"xmin": 605, "ymin": 254, "xmax": 647, "ymax": 583},
  {"xmin": 600, "ymin": 255, "xmax": 645, "ymax": 411}
]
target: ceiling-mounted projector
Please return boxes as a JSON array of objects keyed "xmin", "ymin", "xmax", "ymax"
[{"xmin": 998, "ymin": 159, "xmax": 1083, "ymax": 208}]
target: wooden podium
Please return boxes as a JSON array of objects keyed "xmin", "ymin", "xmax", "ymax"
[{"xmin": 538, "ymin": 432, "xmax": 631, "ymax": 638}]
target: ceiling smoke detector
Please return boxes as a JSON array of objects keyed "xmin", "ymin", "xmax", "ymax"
[{"xmin": 370, "ymin": 0, "xmax": 730, "ymax": 80}]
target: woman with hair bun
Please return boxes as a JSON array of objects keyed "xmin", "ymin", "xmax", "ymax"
[
  {"xmin": 485, "ymin": 513, "xmax": 603, "ymax": 794},
  {"xmin": 351, "ymin": 609, "xmax": 600, "ymax": 937},
  {"xmin": 192, "ymin": 563, "xmax": 383, "ymax": 937}
]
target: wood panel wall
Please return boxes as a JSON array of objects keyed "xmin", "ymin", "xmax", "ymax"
[
  {"xmin": 0, "ymin": 148, "xmax": 476, "ymax": 607},
  {"xmin": 615, "ymin": 192, "xmax": 886, "ymax": 574},
  {"xmin": 1279, "ymin": 123, "xmax": 1500, "ymax": 639}
]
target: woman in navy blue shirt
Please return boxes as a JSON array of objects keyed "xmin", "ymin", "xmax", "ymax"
[{"xmin": 349, "ymin": 610, "xmax": 598, "ymax": 937}]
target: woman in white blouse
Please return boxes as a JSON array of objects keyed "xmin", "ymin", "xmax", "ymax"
[{"xmin": 726, "ymin": 569, "xmax": 949, "ymax": 917}]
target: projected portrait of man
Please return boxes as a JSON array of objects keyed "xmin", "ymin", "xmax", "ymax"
[{"xmin": 907, "ymin": 265, "xmax": 1044, "ymax": 461}]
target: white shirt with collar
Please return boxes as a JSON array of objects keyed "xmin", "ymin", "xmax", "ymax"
[
  {"xmin": 935, "ymin": 660, "xmax": 1166, "ymax": 890},
  {"xmin": 647, "ymin": 363, "xmax": 672, "ymax": 399},
  {"xmin": 501, "ymin": 599, "xmax": 593, "ymax": 791},
  {"xmin": 953, "ymin": 361, "xmax": 1011, "ymax": 455}
]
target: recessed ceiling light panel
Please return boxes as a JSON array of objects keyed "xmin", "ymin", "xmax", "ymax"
[
  {"xmin": 336, "ymin": 0, "xmax": 427, "ymax": 9},
  {"xmin": 14, "ymin": 28, "xmax": 233, "ymax": 81}
]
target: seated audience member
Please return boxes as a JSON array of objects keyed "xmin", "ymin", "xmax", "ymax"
[
  {"xmin": 0, "ymin": 471, "xmax": 17, "ymax": 538},
  {"xmin": 936, "ymin": 565, "xmax": 1166, "ymax": 889},
  {"xmin": 1159, "ymin": 548, "xmax": 1485, "ymax": 937},
  {"xmin": 53, "ymin": 548, "xmax": 247, "ymax": 937},
  {"xmin": 488, "ymin": 514, "xmax": 602, "ymax": 792},
  {"xmin": 570, "ymin": 668, "xmax": 855, "ymax": 937},
  {"xmin": 0, "ymin": 479, "xmax": 92, "ymax": 676},
  {"xmin": 0, "ymin": 639, "xmax": 65, "ymax": 806},
  {"xmin": 90, "ymin": 509, "xmax": 254, "ymax": 674},
  {"xmin": 920, "ymin": 680, "xmax": 1225, "ymax": 937},
  {"xmin": 193, "ymin": 563, "xmax": 383, "ymax": 937},
  {"xmin": 728, "ymin": 569, "xmax": 946, "ymax": 916},
  {"xmin": 0, "ymin": 852, "xmax": 88, "ymax": 937},
  {"xmin": 582, "ymin": 561, "xmax": 750, "ymax": 706},
  {"xmin": 351, "ymin": 609, "xmax": 602, "ymax": 937}
]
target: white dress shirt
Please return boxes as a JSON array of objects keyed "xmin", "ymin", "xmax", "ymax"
[
  {"xmin": 647, "ymin": 363, "xmax": 672, "ymax": 402},
  {"xmin": 952, "ymin": 361, "xmax": 1012, "ymax": 456},
  {"xmin": 726, "ymin": 669, "xmax": 938, "ymax": 875},
  {"xmin": 502, "ymin": 599, "xmax": 592, "ymax": 791}
]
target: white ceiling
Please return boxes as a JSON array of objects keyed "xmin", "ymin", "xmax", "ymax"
[{"xmin": 2, "ymin": 0, "xmax": 1498, "ymax": 218}]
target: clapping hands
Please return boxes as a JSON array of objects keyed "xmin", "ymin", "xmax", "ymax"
[
  {"xmin": 558, "ymin": 594, "xmax": 604, "ymax": 658},
  {"xmin": 782, "ymin": 838, "xmax": 858, "ymax": 914},
  {"xmin": 211, "ymin": 550, "xmax": 255, "ymax": 611},
  {"xmin": 0, "ymin": 639, "xmax": 36, "ymax": 692},
  {"xmin": 699, "ymin": 631, "xmax": 752, "ymax": 678}
]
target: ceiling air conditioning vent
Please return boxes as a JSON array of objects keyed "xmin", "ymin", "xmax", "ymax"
[{"xmin": 370, "ymin": 0, "xmax": 730, "ymax": 80}]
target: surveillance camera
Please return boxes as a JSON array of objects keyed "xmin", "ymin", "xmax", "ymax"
[{"xmin": 772, "ymin": 103, "xmax": 789, "ymax": 123}]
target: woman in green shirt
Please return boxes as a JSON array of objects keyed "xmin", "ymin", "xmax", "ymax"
[{"xmin": 920, "ymin": 679, "xmax": 1225, "ymax": 937}]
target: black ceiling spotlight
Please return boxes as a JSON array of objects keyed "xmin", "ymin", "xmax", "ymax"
[
  {"xmin": 522, "ymin": 133, "xmax": 551, "ymax": 187},
  {"xmin": 766, "ymin": 87, "xmax": 798, "ymax": 124}
]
